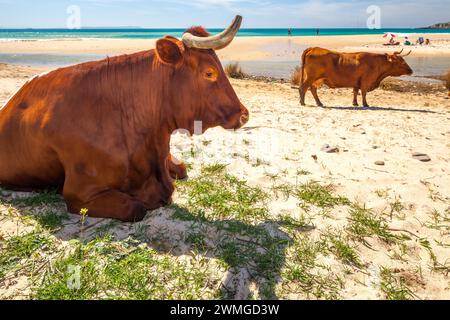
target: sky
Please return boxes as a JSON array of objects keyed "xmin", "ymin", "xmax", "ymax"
[{"xmin": 0, "ymin": 0, "xmax": 449, "ymax": 29}]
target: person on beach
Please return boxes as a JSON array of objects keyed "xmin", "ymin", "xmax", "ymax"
[
  {"xmin": 288, "ymin": 28, "xmax": 292, "ymax": 36},
  {"xmin": 316, "ymin": 28, "xmax": 320, "ymax": 36},
  {"xmin": 384, "ymin": 36, "xmax": 400, "ymax": 46},
  {"xmin": 416, "ymin": 37, "xmax": 425, "ymax": 45},
  {"xmin": 404, "ymin": 36, "xmax": 412, "ymax": 46}
]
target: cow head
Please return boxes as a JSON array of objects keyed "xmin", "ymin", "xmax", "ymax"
[
  {"xmin": 155, "ymin": 16, "xmax": 249, "ymax": 134},
  {"xmin": 386, "ymin": 49, "xmax": 413, "ymax": 76}
]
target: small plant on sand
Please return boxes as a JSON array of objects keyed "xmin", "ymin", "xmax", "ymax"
[
  {"xmin": 33, "ymin": 211, "xmax": 69, "ymax": 231},
  {"xmin": 320, "ymin": 229, "xmax": 363, "ymax": 268},
  {"xmin": 9, "ymin": 190, "xmax": 63, "ymax": 207},
  {"xmin": 0, "ymin": 231, "xmax": 52, "ymax": 279},
  {"xmin": 272, "ymin": 181, "xmax": 350, "ymax": 211},
  {"xmin": 281, "ymin": 234, "xmax": 343, "ymax": 299},
  {"xmin": 225, "ymin": 62, "xmax": 247, "ymax": 79},
  {"xmin": 347, "ymin": 204, "xmax": 398, "ymax": 245},
  {"xmin": 176, "ymin": 164, "xmax": 269, "ymax": 223},
  {"xmin": 380, "ymin": 267, "xmax": 415, "ymax": 300},
  {"xmin": 290, "ymin": 66, "xmax": 302, "ymax": 86}
]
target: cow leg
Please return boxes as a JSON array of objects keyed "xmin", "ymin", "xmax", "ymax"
[
  {"xmin": 168, "ymin": 154, "xmax": 188, "ymax": 181},
  {"xmin": 299, "ymin": 84, "xmax": 308, "ymax": 106},
  {"xmin": 310, "ymin": 86, "xmax": 324, "ymax": 107},
  {"xmin": 299, "ymin": 77, "xmax": 313, "ymax": 106},
  {"xmin": 361, "ymin": 90, "xmax": 370, "ymax": 108},
  {"xmin": 64, "ymin": 187, "xmax": 147, "ymax": 222},
  {"xmin": 353, "ymin": 88, "xmax": 359, "ymax": 106}
]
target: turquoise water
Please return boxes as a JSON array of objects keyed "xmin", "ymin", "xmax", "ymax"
[{"xmin": 0, "ymin": 28, "xmax": 449, "ymax": 40}]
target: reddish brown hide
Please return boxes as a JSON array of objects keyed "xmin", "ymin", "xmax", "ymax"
[
  {"xmin": 0, "ymin": 19, "xmax": 249, "ymax": 222},
  {"xmin": 299, "ymin": 47, "xmax": 413, "ymax": 107}
]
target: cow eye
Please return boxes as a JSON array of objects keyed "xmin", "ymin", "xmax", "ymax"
[{"xmin": 204, "ymin": 69, "xmax": 217, "ymax": 81}]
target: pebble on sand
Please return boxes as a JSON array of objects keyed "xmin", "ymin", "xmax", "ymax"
[
  {"xmin": 321, "ymin": 144, "xmax": 340, "ymax": 153},
  {"xmin": 375, "ymin": 161, "xmax": 385, "ymax": 166},
  {"xmin": 412, "ymin": 152, "xmax": 431, "ymax": 162}
]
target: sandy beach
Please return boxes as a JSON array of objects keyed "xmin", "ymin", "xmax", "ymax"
[
  {"xmin": 1, "ymin": 34, "xmax": 450, "ymax": 62},
  {"xmin": 1, "ymin": 55, "xmax": 449, "ymax": 299}
]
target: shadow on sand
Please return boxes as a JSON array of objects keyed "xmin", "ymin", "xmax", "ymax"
[{"xmin": 316, "ymin": 104, "xmax": 441, "ymax": 114}]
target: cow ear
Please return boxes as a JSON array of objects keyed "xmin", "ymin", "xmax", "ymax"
[
  {"xmin": 156, "ymin": 38, "xmax": 183, "ymax": 65},
  {"xmin": 386, "ymin": 54, "xmax": 394, "ymax": 62}
]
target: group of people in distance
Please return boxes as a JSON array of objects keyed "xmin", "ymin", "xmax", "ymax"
[{"xmin": 386, "ymin": 35, "xmax": 431, "ymax": 46}]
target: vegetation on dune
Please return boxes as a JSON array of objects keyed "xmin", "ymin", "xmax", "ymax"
[
  {"xmin": 0, "ymin": 231, "xmax": 53, "ymax": 280},
  {"xmin": 446, "ymin": 69, "xmax": 450, "ymax": 92},
  {"xmin": 380, "ymin": 267, "xmax": 416, "ymax": 300},
  {"xmin": 175, "ymin": 164, "xmax": 269, "ymax": 223},
  {"xmin": 271, "ymin": 181, "xmax": 350, "ymax": 211},
  {"xmin": 34, "ymin": 235, "xmax": 222, "ymax": 300},
  {"xmin": 225, "ymin": 62, "xmax": 247, "ymax": 79},
  {"xmin": 290, "ymin": 66, "xmax": 302, "ymax": 86},
  {"xmin": 0, "ymin": 163, "xmax": 443, "ymax": 300}
]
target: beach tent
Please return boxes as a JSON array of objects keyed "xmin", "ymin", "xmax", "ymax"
[
  {"xmin": 383, "ymin": 32, "xmax": 398, "ymax": 38},
  {"xmin": 383, "ymin": 32, "xmax": 409, "ymax": 38}
]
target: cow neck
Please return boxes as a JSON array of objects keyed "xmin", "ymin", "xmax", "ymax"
[{"xmin": 373, "ymin": 55, "xmax": 395, "ymax": 88}]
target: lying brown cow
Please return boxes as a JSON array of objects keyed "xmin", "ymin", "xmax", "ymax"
[
  {"xmin": 299, "ymin": 47, "xmax": 413, "ymax": 107},
  {"xmin": 0, "ymin": 16, "xmax": 249, "ymax": 222}
]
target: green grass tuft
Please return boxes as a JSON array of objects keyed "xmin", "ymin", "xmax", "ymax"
[
  {"xmin": 380, "ymin": 267, "xmax": 415, "ymax": 300},
  {"xmin": 347, "ymin": 204, "xmax": 398, "ymax": 245},
  {"xmin": 0, "ymin": 232, "xmax": 52, "ymax": 279},
  {"xmin": 176, "ymin": 165, "xmax": 270, "ymax": 223}
]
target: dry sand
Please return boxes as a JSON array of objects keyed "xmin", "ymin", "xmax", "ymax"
[{"xmin": 0, "ymin": 62, "xmax": 449, "ymax": 300}]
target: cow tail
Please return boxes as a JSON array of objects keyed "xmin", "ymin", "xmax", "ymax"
[{"xmin": 300, "ymin": 48, "xmax": 310, "ymax": 86}]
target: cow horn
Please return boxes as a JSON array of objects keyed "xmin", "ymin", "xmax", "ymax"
[
  {"xmin": 182, "ymin": 15, "xmax": 242, "ymax": 50},
  {"xmin": 394, "ymin": 49, "xmax": 404, "ymax": 55},
  {"xmin": 402, "ymin": 50, "xmax": 412, "ymax": 57}
]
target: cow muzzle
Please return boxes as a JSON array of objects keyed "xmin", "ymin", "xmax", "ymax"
[{"xmin": 239, "ymin": 109, "xmax": 250, "ymax": 127}]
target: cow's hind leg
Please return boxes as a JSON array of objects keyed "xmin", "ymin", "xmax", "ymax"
[
  {"xmin": 299, "ymin": 77, "xmax": 313, "ymax": 106},
  {"xmin": 63, "ymin": 179, "xmax": 147, "ymax": 222},
  {"xmin": 299, "ymin": 84, "xmax": 308, "ymax": 106},
  {"xmin": 353, "ymin": 88, "xmax": 359, "ymax": 107},
  {"xmin": 310, "ymin": 86, "xmax": 324, "ymax": 107}
]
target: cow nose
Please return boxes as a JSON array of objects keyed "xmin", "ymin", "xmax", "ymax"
[{"xmin": 240, "ymin": 109, "xmax": 249, "ymax": 127}]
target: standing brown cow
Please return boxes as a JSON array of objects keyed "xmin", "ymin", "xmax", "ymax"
[
  {"xmin": 299, "ymin": 47, "xmax": 413, "ymax": 107},
  {"xmin": 0, "ymin": 16, "xmax": 249, "ymax": 222}
]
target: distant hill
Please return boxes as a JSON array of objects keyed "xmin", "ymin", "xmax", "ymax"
[
  {"xmin": 81, "ymin": 26, "xmax": 142, "ymax": 29},
  {"xmin": 423, "ymin": 22, "xmax": 450, "ymax": 29}
]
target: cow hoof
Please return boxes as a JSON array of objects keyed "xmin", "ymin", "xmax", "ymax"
[{"xmin": 353, "ymin": 103, "xmax": 359, "ymax": 107}]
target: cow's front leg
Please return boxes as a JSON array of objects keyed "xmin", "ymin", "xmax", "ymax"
[
  {"xmin": 64, "ymin": 185, "xmax": 147, "ymax": 222},
  {"xmin": 361, "ymin": 89, "xmax": 370, "ymax": 108},
  {"xmin": 353, "ymin": 88, "xmax": 359, "ymax": 106},
  {"xmin": 167, "ymin": 154, "xmax": 188, "ymax": 181}
]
